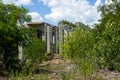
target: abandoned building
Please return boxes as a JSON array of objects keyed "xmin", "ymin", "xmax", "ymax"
[
  {"xmin": 18, "ymin": 21, "xmax": 71, "ymax": 60},
  {"xmin": 24, "ymin": 22, "xmax": 59, "ymax": 53}
]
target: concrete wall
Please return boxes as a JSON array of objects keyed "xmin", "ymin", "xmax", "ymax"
[{"xmin": 18, "ymin": 22, "xmax": 60, "ymax": 61}]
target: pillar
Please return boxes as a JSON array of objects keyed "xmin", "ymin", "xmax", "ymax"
[
  {"xmin": 47, "ymin": 26, "xmax": 51, "ymax": 53},
  {"xmin": 18, "ymin": 45, "xmax": 23, "ymax": 61},
  {"xmin": 58, "ymin": 23, "xmax": 63, "ymax": 54}
]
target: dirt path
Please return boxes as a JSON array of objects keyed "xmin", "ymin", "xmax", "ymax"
[
  {"xmin": 34, "ymin": 54, "xmax": 120, "ymax": 80},
  {"xmin": 1, "ymin": 54, "xmax": 120, "ymax": 80}
]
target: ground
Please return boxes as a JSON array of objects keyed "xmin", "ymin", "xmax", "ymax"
[
  {"xmin": 1, "ymin": 54, "xmax": 120, "ymax": 80},
  {"xmin": 33, "ymin": 54, "xmax": 120, "ymax": 80}
]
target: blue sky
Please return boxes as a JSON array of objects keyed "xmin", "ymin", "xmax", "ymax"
[
  {"xmin": 2, "ymin": 0, "xmax": 107, "ymax": 26},
  {"xmin": 24, "ymin": 1, "xmax": 50, "ymax": 17},
  {"xmin": 24, "ymin": 0, "xmax": 105, "ymax": 16}
]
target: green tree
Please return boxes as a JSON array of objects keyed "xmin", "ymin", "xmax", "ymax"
[
  {"xmin": 62, "ymin": 21, "xmax": 96, "ymax": 78},
  {"xmin": 93, "ymin": 0, "xmax": 120, "ymax": 70},
  {"xmin": 0, "ymin": 2, "xmax": 32, "ymax": 72}
]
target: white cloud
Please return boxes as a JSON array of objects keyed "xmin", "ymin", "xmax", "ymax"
[
  {"xmin": 39, "ymin": 0, "xmax": 102, "ymax": 26},
  {"xmin": 15, "ymin": 0, "xmax": 33, "ymax": 6},
  {"xmin": 2, "ymin": 0, "xmax": 32, "ymax": 6},
  {"xmin": 27, "ymin": 12, "xmax": 43, "ymax": 22},
  {"xmin": 94, "ymin": 0, "xmax": 102, "ymax": 7}
]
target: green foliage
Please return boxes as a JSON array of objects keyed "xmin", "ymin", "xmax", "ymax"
[
  {"xmin": 59, "ymin": 20, "xmax": 76, "ymax": 28},
  {"xmin": 59, "ymin": 1, "xmax": 120, "ymax": 79},
  {"xmin": 104, "ymin": 22, "xmax": 120, "ymax": 70},
  {"xmin": 24, "ymin": 38, "xmax": 46, "ymax": 63},
  {"xmin": 93, "ymin": 1, "xmax": 120, "ymax": 71},
  {"xmin": 63, "ymin": 26, "xmax": 96, "ymax": 77},
  {"xmin": 0, "ymin": 2, "xmax": 32, "ymax": 72},
  {"xmin": 44, "ymin": 52, "xmax": 54, "ymax": 60},
  {"xmin": 23, "ymin": 38, "xmax": 46, "ymax": 73},
  {"xmin": 95, "ymin": 21, "xmax": 120, "ymax": 70}
]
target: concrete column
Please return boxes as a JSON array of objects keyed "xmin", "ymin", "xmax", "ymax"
[
  {"xmin": 52, "ymin": 27, "xmax": 56, "ymax": 53},
  {"xmin": 59, "ymin": 23, "xmax": 63, "ymax": 54},
  {"xmin": 42, "ymin": 25, "xmax": 45, "ymax": 41},
  {"xmin": 18, "ymin": 45, "xmax": 23, "ymax": 61},
  {"xmin": 47, "ymin": 26, "xmax": 51, "ymax": 53},
  {"xmin": 44, "ymin": 26, "xmax": 47, "ymax": 41},
  {"xmin": 55, "ymin": 27, "xmax": 58, "ymax": 53},
  {"xmin": 50, "ymin": 27, "xmax": 53, "ymax": 44},
  {"xmin": 44, "ymin": 24, "xmax": 47, "ymax": 44}
]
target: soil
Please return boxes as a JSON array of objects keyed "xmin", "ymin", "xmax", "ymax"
[
  {"xmin": 1, "ymin": 54, "xmax": 120, "ymax": 80},
  {"xmin": 34, "ymin": 54, "xmax": 120, "ymax": 80}
]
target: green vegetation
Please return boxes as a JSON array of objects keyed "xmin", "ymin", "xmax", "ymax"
[
  {"xmin": 0, "ymin": 0, "xmax": 120, "ymax": 80},
  {"xmin": 23, "ymin": 38, "xmax": 46, "ymax": 73},
  {"xmin": 62, "ymin": 0, "xmax": 120, "ymax": 79},
  {"xmin": 0, "ymin": 1, "xmax": 46, "ymax": 77},
  {"xmin": 62, "ymin": 22, "xmax": 97, "ymax": 79},
  {"xmin": 0, "ymin": 2, "xmax": 32, "ymax": 73},
  {"xmin": 93, "ymin": 0, "xmax": 120, "ymax": 71}
]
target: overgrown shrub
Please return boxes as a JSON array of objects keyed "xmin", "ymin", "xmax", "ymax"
[
  {"xmin": 23, "ymin": 38, "xmax": 46, "ymax": 72},
  {"xmin": 93, "ymin": 1, "xmax": 120, "ymax": 71},
  {"xmin": 95, "ymin": 21, "xmax": 120, "ymax": 71},
  {"xmin": 62, "ymin": 27, "xmax": 96, "ymax": 78},
  {"xmin": 0, "ymin": 2, "xmax": 32, "ymax": 73},
  {"xmin": 44, "ymin": 52, "xmax": 54, "ymax": 60}
]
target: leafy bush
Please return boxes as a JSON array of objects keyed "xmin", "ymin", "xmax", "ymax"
[
  {"xmin": 23, "ymin": 38, "xmax": 46, "ymax": 72},
  {"xmin": 93, "ymin": 1, "xmax": 120, "ymax": 71},
  {"xmin": 44, "ymin": 52, "xmax": 54, "ymax": 60},
  {"xmin": 95, "ymin": 21, "xmax": 120, "ymax": 71},
  {"xmin": 62, "ymin": 27, "xmax": 96, "ymax": 78},
  {"xmin": 0, "ymin": 2, "xmax": 32, "ymax": 72}
]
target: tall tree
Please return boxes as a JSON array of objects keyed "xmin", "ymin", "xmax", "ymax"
[
  {"xmin": 0, "ymin": 2, "xmax": 32, "ymax": 72},
  {"xmin": 93, "ymin": 0, "xmax": 120, "ymax": 70}
]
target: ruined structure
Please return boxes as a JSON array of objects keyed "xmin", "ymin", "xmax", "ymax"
[
  {"xmin": 18, "ymin": 21, "xmax": 72, "ymax": 60},
  {"xmin": 58, "ymin": 22, "xmax": 74, "ymax": 54},
  {"xmin": 23, "ymin": 22, "xmax": 59, "ymax": 54}
]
